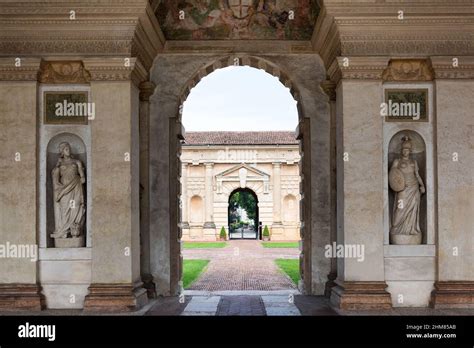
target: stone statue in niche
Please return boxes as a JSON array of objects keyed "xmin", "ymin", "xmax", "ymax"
[
  {"xmin": 51, "ymin": 142, "xmax": 86, "ymax": 248},
  {"xmin": 389, "ymin": 136, "xmax": 425, "ymax": 245}
]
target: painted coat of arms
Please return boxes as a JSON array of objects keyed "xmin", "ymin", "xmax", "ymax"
[{"xmin": 228, "ymin": 0, "xmax": 254, "ymax": 19}]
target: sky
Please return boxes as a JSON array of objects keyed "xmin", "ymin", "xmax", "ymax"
[{"xmin": 182, "ymin": 66, "xmax": 298, "ymax": 131}]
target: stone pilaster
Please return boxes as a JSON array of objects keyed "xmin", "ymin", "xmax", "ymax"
[
  {"xmin": 0, "ymin": 58, "xmax": 45, "ymax": 310},
  {"xmin": 83, "ymin": 58, "xmax": 147, "ymax": 311},
  {"xmin": 430, "ymin": 57, "xmax": 474, "ymax": 308},
  {"xmin": 181, "ymin": 162, "xmax": 190, "ymax": 229},
  {"xmin": 330, "ymin": 56, "xmax": 392, "ymax": 309},
  {"xmin": 271, "ymin": 162, "xmax": 284, "ymax": 238},
  {"xmin": 203, "ymin": 163, "xmax": 216, "ymax": 239}
]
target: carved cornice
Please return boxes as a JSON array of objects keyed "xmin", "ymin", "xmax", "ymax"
[
  {"xmin": 328, "ymin": 57, "xmax": 390, "ymax": 83},
  {"xmin": 38, "ymin": 60, "xmax": 91, "ymax": 84},
  {"xmin": 83, "ymin": 57, "xmax": 147, "ymax": 86},
  {"xmin": 0, "ymin": 41, "xmax": 132, "ymax": 57},
  {"xmin": 0, "ymin": 1, "xmax": 164, "ymax": 72},
  {"xmin": 0, "ymin": 57, "xmax": 41, "ymax": 81},
  {"xmin": 341, "ymin": 40, "xmax": 471, "ymax": 57},
  {"xmin": 382, "ymin": 59, "xmax": 434, "ymax": 82},
  {"xmin": 430, "ymin": 56, "xmax": 474, "ymax": 79},
  {"xmin": 313, "ymin": 1, "xmax": 473, "ymax": 70}
]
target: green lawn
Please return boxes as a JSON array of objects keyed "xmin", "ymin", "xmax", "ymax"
[
  {"xmin": 262, "ymin": 242, "xmax": 299, "ymax": 248},
  {"xmin": 182, "ymin": 242, "xmax": 227, "ymax": 249},
  {"xmin": 275, "ymin": 259, "xmax": 300, "ymax": 285},
  {"xmin": 182, "ymin": 259, "xmax": 209, "ymax": 289}
]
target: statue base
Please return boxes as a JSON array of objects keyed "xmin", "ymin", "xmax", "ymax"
[
  {"xmin": 390, "ymin": 233, "xmax": 422, "ymax": 245},
  {"xmin": 53, "ymin": 235, "xmax": 85, "ymax": 248}
]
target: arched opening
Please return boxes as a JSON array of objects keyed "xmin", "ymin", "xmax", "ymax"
[
  {"xmin": 177, "ymin": 62, "xmax": 303, "ymax": 293},
  {"xmin": 148, "ymin": 53, "xmax": 331, "ymax": 296},
  {"xmin": 228, "ymin": 188, "xmax": 259, "ymax": 240}
]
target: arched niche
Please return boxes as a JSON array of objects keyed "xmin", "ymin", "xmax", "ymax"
[
  {"xmin": 189, "ymin": 195, "xmax": 204, "ymax": 225},
  {"xmin": 388, "ymin": 130, "xmax": 427, "ymax": 244},
  {"xmin": 283, "ymin": 194, "xmax": 298, "ymax": 223},
  {"xmin": 46, "ymin": 133, "xmax": 87, "ymax": 248}
]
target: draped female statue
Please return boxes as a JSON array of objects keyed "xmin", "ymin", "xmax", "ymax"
[
  {"xmin": 389, "ymin": 136, "xmax": 425, "ymax": 244},
  {"xmin": 51, "ymin": 142, "xmax": 86, "ymax": 246}
]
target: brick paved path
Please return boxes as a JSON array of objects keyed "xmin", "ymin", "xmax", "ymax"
[{"xmin": 183, "ymin": 240, "xmax": 299, "ymax": 291}]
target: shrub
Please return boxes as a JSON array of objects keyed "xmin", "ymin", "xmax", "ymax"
[
  {"xmin": 219, "ymin": 226, "xmax": 227, "ymax": 240},
  {"xmin": 263, "ymin": 225, "xmax": 270, "ymax": 237}
]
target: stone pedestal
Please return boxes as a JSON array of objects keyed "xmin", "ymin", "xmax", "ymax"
[
  {"xmin": 83, "ymin": 282, "xmax": 148, "ymax": 312},
  {"xmin": 0, "ymin": 284, "xmax": 45, "ymax": 311},
  {"xmin": 330, "ymin": 281, "xmax": 392, "ymax": 310},
  {"xmin": 53, "ymin": 236, "xmax": 85, "ymax": 248},
  {"xmin": 203, "ymin": 224, "xmax": 217, "ymax": 240},
  {"xmin": 270, "ymin": 224, "xmax": 284, "ymax": 240},
  {"xmin": 431, "ymin": 281, "xmax": 474, "ymax": 308},
  {"xmin": 390, "ymin": 233, "xmax": 422, "ymax": 245}
]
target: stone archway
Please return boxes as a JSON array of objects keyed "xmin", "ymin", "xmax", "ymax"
[
  {"xmin": 227, "ymin": 187, "xmax": 259, "ymax": 240},
  {"xmin": 147, "ymin": 53, "xmax": 331, "ymax": 296}
]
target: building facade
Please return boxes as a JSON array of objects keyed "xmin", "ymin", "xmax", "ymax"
[
  {"xmin": 181, "ymin": 132, "xmax": 301, "ymax": 241},
  {"xmin": 0, "ymin": 1, "xmax": 472, "ymax": 312}
]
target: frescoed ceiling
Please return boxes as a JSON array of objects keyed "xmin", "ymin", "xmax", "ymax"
[{"xmin": 153, "ymin": 0, "xmax": 320, "ymax": 40}]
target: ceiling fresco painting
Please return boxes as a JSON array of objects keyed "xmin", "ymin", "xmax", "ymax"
[{"xmin": 155, "ymin": 0, "xmax": 320, "ymax": 40}]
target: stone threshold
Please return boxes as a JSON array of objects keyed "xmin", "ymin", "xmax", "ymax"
[{"xmin": 184, "ymin": 289, "xmax": 301, "ymax": 296}]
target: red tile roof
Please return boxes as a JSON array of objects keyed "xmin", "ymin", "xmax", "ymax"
[{"xmin": 183, "ymin": 131, "xmax": 299, "ymax": 145}]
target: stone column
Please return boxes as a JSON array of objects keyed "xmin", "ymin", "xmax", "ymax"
[
  {"xmin": 271, "ymin": 162, "xmax": 284, "ymax": 238},
  {"xmin": 329, "ymin": 57, "xmax": 392, "ymax": 310},
  {"xmin": 430, "ymin": 57, "xmax": 474, "ymax": 308},
  {"xmin": 83, "ymin": 58, "xmax": 147, "ymax": 311},
  {"xmin": 0, "ymin": 58, "xmax": 44, "ymax": 310},
  {"xmin": 203, "ymin": 163, "xmax": 216, "ymax": 238},
  {"xmin": 181, "ymin": 162, "xmax": 190, "ymax": 228}
]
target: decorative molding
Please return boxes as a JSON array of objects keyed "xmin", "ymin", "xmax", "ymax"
[
  {"xmin": 38, "ymin": 60, "xmax": 91, "ymax": 84},
  {"xmin": 0, "ymin": 57, "xmax": 41, "ymax": 81},
  {"xmin": 430, "ymin": 56, "xmax": 474, "ymax": 79},
  {"xmin": 0, "ymin": 40, "xmax": 132, "ymax": 56},
  {"xmin": 313, "ymin": 2, "xmax": 473, "ymax": 70},
  {"xmin": 341, "ymin": 40, "xmax": 471, "ymax": 57},
  {"xmin": 382, "ymin": 59, "xmax": 434, "ymax": 82},
  {"xmin": 0, "ymin": 1, "xmax": 164, "ymax": 72},
  {"xmin": 328, "ymin": 57, "xmax": 390, "ymax": 83},
  {"xmin": 164, "ymin": 40, "xmax": 313, "ymax": 54},
  {"xmin": 83, "ymin": 57, "xmax": 147, "ymax": 86}
]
